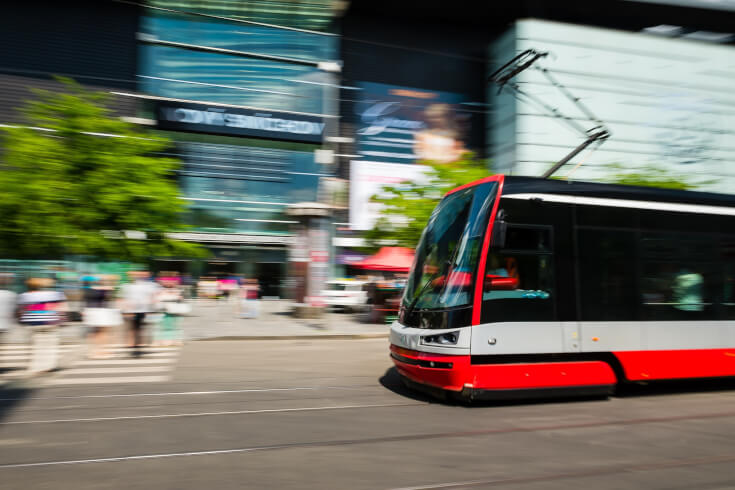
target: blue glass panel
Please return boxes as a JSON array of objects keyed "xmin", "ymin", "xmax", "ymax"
[
  {"xmin": 141, "ymin": 12, "xmax": 336, "ymax": 62},
  {"xmin": 175, "ymin": 143, "xmax": 323, "ymax": 233},
  {"xmin": 140, "ymin": 45, "xmax": 329, "ymax": 114},
  {"xmin": 148, "ymin": 1, "xmax": 337, "ymax": 33}
]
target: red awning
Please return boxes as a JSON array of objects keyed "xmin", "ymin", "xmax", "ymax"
[{"xmin": 353, "ymin": 247, "xmax": 415, "ymax": 272}]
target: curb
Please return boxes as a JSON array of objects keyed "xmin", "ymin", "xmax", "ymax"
[{"xmin": 191, "ymin": 333, "xmax": 390, "ymax": 341}]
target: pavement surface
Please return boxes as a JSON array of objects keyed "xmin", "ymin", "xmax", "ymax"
[
  {"xmin": 2, "ymin": 299, "xmax": 390, "ymax": 345},
  {"xmin": 2, "ymin": 337, "xmax": 735, "ymax": 489},
  {"xmin": 179, "ymin": 299, "xmax": 390, "ymax": 340}
]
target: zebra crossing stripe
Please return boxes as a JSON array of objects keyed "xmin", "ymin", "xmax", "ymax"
[
  {"xmin": 44, "ymin": 376, "xmax": 171, "ymax": 385},
  {"xmin": 58, "ymin": 366, "xmax": 172, "ymax": 375},
  {"xmin": 3, "ymin": 344, "xmax": 181, "ymax": 385},
  {"xmin": 75, "ymin": 358, "xmax": 176, "ymax": 365},
  {"xmin": 100, "ymin": 348, "xmax": 181, "ymax": 354},
  {"xmin": 0, "ymin": 344, "xmax": 80, "ymax": 350}
]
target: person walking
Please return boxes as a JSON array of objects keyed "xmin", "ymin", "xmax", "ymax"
[
  {"xmin": 120, "ymin": 271, "xmax": 159, "ymax": 356},
  {"xmin": 18, "ymin": 277, "xmax": 66, "ymax": 374},
  {"xmin": 154, "ymin": 278, "xmax": 185, "ymax": 346},
  {"xmin": 0, "ymin": 273, "xmax": 17, "ymax": 347},
  {"xmin": 83, "ymin": 275, "xmax": 121, "ymax": 359},
  {"xmin": 239, "ymin": 278, "xmax": 260, "ymax": 319}
]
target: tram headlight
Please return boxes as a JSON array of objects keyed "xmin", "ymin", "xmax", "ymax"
[{"xmin": 421, "ymin": 331, "xmax": 459, "ymax": 346}]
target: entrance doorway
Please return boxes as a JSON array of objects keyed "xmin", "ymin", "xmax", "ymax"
[
  {"xmin": 206, "ymin": 261, "xmax": 238, "ymax": 278},
  {"xmin": 256, "ymin": 262, "xmax": 283, "ymax": 298}
]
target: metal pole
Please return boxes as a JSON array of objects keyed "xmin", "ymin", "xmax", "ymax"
[{"xmin": 540, "ymin": 129, "xmax": 609, "ymax": 179}]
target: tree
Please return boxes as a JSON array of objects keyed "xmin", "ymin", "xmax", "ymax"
[
  {"xmin": 363, "ymin": 154, "xmax": 490, "ymax": 250},
  {"xmin": 0, "ymin": 78, "xmax": 203, "ymax": 260}
]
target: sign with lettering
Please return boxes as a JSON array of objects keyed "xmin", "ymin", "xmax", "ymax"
[{"xmin": 156, "ymin": 101, "xmax": 325, "ymax": 143}]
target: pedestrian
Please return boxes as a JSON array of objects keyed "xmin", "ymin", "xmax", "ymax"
[
  {"xmin": 17, "ymin": 277, "xmax": 67, "ymax": 374},
  {"xmin": 198, "ymin": 277, "xmax": 217, "ymax": 300},
  {"xmin": 239, "ymin": 278, "xmax": 260, "ymax": 319},
  {"xmin": 0, "ymin": 273, "xmax": 17, "ymax": 347},
  {"xmin": 154, "ymin": 278, "xmax": 185, "ymax": 346},
  {"xmin": 218, "ymin": 276, "xmax": 237, "ymax": 302},
  {"xmin": 120, "ymin": 270, "xmax": 159, "ymax": 356},
  {"xmin": 82, "ymin": 275, "xmax": 121, "ymax": 359}
]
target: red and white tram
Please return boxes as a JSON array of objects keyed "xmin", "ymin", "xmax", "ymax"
[{"xmin": 390, "ymin": 174, "xmax": 735, "ymax": 400}]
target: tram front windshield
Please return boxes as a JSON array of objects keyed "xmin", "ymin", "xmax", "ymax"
[{"xmin": 403, "ymin": 182, "xmax": 497, "ymax": 314}]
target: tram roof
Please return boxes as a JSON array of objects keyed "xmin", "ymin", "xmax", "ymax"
[{"xmin": 499, "ymin": 175, "xmax": 735, "ymax": 209}]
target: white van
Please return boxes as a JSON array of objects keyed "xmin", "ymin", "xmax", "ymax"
[{"xmin": 322, "ymin": 280, "xmax": 368, "ymax": 312}]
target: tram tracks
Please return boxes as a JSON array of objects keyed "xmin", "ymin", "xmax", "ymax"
[
  {"xmin": 387, "ymin": 453, "xmax": 735, "ymax": 489},
  {"xmin": 2, "ymin": 406, "xmax": 735, "ymax": 469}
]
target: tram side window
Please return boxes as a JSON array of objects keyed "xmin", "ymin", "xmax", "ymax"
[
  {"xmin": 639, "ymin": 233, "xmax": 717, "ymax": 321},
  {"xmin": 480, "ymin": 226, "xmax": 554, "ymax": 323},
  {"xmin": 577, "ymin": 229, "xmax": 637, "ymax": 321}
]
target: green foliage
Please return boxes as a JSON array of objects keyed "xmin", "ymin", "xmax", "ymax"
[
  {"xmin": 0, "ymin": 77, "xmax": 205, "ymax": 261},
  {"xmin": 363, "ymin": 154, "xmax": 490, "ymax": 251},
  {"xmin": 603, "ymin": 163, "xmax": 710, "ymax": 190}
]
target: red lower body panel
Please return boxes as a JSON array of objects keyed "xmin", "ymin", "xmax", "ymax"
[
  {"xmin": 472, "ymin": 360, "xmax": 616, "ymax": 390},
  {"xmin": 392, "ymin": 346, "xmax": 735, "ymax": 398},
  {"xmin": 390, "ymin": 345, "xmax": 616, "ymax": 393},
  {"xmin": 390, "ymin": 345, "xmax": 472, "ymax": 392},
  {"xmin": 614, "ymin": 349, "xmax": 735, "ymax": 381}
]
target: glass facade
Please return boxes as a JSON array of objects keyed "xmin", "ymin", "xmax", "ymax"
[
  {"xmin": 158, "ymin": 133, "xmax": 324, "ymax": 235},
  {"xmin": 138, "ymin": 1, "xmax": 340, "ymax": 288},
  {"xmin": 148, "ymin": 0, "xmax": 339, "ymax": 32},
  {"xmin": 139, "ymin": 1, "xmax": 337, "ymax": 228},
  {"xmin": 140, "ymin": 6, "xmax": 336, "ymax": 113}
]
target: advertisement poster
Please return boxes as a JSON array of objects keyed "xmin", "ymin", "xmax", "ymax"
[
  {"xmin": 349, "ymin": 160, "xmax": 429, "ymax": 231},
  {"xmin": 355, "ymin": 82, "xmax": 471, "ymax": 165},
  {"xmin": 350, "ymin": 83, "xmax": 474, "ymax": 231}
]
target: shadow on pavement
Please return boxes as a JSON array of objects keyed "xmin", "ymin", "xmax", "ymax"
[
  {"xmin": 0, "ymin": 384, "xmax": 34, "ymax": 422},
  {"xmin": 379, "ymin": 367, "xmax": 452, "ymax": 404},
  {"xmin": 616, "ymin": 377, "xmax": 735, "ymax": 398},
  {"xmin": 380, "ymin": 367, "xmax": 610, "ymax": 407}
]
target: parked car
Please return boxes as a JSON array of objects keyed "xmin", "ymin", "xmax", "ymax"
[{"xmin": 322, "ymin": 280, "xmax": 368, "ymax": 312}]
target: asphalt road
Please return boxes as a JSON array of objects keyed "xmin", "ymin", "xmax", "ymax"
[{"xmin": 2, "ymin": 338, "xmax": 735, "ymax": 489}]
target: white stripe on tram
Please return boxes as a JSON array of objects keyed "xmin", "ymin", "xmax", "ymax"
[{"xmin": 503, "ymin": 192, "xmax": 735, "ymax": 216}]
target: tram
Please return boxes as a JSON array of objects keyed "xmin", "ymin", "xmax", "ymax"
[{"xmin": 390, "ymin": 175, "xmax": 735, "ymax": 401}]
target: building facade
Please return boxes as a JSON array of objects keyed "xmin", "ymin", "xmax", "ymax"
[
  {"xmin": 489, "ymin": 18, "xmax": 735, "ymax": 191},
  {"xmin": 1, "ymin": 1, "xmax": 734, "ymax": 293},
  {"xmin": 133, "ymin": 0, "xmax": 343, "ymax": 296}
]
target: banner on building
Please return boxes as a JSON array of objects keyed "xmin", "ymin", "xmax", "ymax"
[{"xmin": 355, "ymin": 82, "xmax": 472, "ymax": 165}]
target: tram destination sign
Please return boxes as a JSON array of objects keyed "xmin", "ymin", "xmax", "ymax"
[{"xmin": 155, "ymin": 101, "xmax": 325, "ymax": 143}]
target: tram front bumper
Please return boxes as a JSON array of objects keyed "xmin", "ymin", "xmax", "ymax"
[{"xmin": 389, "ymin": 345, "xmax": 472, "ymax": 393}]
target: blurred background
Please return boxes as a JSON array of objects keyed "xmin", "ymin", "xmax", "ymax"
[
  {"xmin": 1, "ymin": 2, "xmax": 735, "ymax": 488},
  {"xmin": 0, "ymin": 0, "xmax": 733, "ymax": 307}
]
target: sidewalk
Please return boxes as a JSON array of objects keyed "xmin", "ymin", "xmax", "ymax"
[
  {"xmin": 2, "ymin": 299, "xmax": 391, "ymax": 345},
  {"xmin": 180, "ymin": 299, "xmax": 390, "ymax": 340}
]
